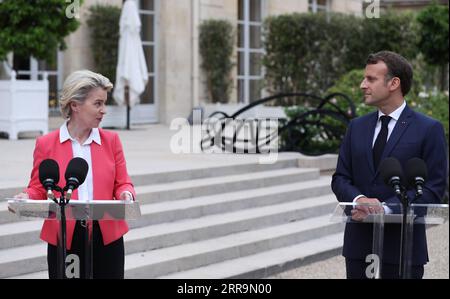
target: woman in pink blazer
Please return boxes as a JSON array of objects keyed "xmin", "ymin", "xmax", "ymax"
[{"xmin": 15, "ymin": 70, "xmax": 136, "ymax": 279}]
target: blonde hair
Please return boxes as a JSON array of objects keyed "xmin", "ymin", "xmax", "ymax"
[{"xmin": 59, "ymin": 70, "xmax": 113, "ymax": 119}]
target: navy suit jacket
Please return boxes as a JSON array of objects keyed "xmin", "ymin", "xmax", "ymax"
[{"xmin": 332, "ymin": 104, "xmax": 447, "ymax": 265}]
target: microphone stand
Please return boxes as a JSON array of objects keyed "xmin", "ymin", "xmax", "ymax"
[
  {"xmin": 51, "ymin": 186, "xmax": 70, "ymax": 279},
  {"xmin": 396, "ymin": 187, "xmax": 413, "ymax": 279}
]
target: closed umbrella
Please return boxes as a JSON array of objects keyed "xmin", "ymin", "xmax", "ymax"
[{"xmin": 113, "ymin": 0, "xmax": 148, "ymax": 129}]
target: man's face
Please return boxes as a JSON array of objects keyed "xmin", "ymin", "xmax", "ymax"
[{"xmin": 360, "ymin": 61, "xmax": 395, "ymax": 107}]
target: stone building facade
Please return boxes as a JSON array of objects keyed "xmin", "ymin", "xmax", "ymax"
[{"xmin": 12, "ymin": 0, "xmax": 363, "ymax": 125}]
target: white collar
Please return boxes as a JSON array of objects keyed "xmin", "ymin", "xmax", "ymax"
[
  {"xmin": 378, "ymin": 101, "xmax": 406, "ymax": 122},
  {"xmin": 59, "ymin": 121, "xmax": 101, "ymax": 145}
]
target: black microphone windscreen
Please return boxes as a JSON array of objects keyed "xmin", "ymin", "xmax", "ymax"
[
  {"xmin": 405, "ymin": 158, "xmax": 428, "ymax": 187},
  {"xmin": 39, "ymin": 159, "xmax": 60, "ymax": 185},
  {"xmin": 65, "ymin": 157, "xmax": 89, "ymax": 186},
  {"xmin": 379, "ymin": 157, "xmax": 403, "ymax": 186}
]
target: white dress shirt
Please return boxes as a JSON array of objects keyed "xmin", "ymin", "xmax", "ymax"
[
  {"xmin": 372, "ymin": 101, "xmax": 406, "ymax": 147},
  {"xmin": 353, "ymin": 101, "xmax": 407, "ymax": 214},
  {"xmin": 60, "ymin": 122, "xmax": 100, "ymax": 202}
]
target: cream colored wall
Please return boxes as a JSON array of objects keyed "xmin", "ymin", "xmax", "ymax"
[
  {"xmin": 332, "ymin": 0, "xmax": 363, "ymax": 16},
  {"xmin": 200, "ymin": 0, "xmax": 236, "ymax": 22},
  {"xmin": 267, "ymin": 0, "xmax": 308, "ymax": 15},
  {"xmin": 267, "ymin": 0, "xmax": 362, "ymax": 16},
  {"xmin": 157, "ymin": 0, "xmax": 193, "ymax": 124}
]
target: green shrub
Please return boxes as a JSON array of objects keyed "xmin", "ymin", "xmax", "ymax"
[
  {"xmin": 320, "ymin": 65, "xmax": 449, "ymax": 153},
  {"xmin": 262, "ymin": 11, "xmax": 420, "ymax": 98},
  {"xmin": 326, "ymin": 69, "xmax": 375, "ymax": 117},
  {"xmin": 262, "ymin": 13, "xmax": 358, "ymax": 96},
  {"xmin": 410, "ymin": 90, "xmax": 449, "ymax": 141},
  {"xmin": 199, "ymin": 20, "xmax": 234, "ymax": 103},
  {"xmin": 87, "ymin": 4, "xmax": 121, "ymax": 105},
  {"xmin": 280, "ymin": 105, "xmax": 349, "ymax": 155}
]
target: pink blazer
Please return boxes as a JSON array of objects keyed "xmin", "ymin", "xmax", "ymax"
[{"xmin": 25, "ymin": 129, "xmax": 136, "ymax": 249}]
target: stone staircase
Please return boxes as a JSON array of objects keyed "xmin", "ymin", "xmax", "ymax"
[{"xmin": 0, "ymin": 157, "xmax": 344, "ymax": 279}]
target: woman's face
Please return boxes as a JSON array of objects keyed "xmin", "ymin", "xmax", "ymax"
[{"xmin": 71, "ymin": 87, "xmax": 107, "ymax": 129}]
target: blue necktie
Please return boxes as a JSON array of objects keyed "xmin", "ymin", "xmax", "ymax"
[{"xmin": 373, "ymin": 115, "xmax": 392, "ymax": 170}]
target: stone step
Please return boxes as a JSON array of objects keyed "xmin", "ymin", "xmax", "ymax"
[
  {"xmin": 0, "ymin": 194, "xmax": 338, "ymax": 278},
  {"xmin": 0, "ymin": 167, "xmax": 319, "ymax": 224},
  {"xmin": 0, "ymin": 219, "xmax": 42, "ymax": 250},
  {"xmin": 9, "ymin": 232, "xmax": 343, "ymax": 280},
  {"xmin": 6, "ymin": 270, "xmax": 47, "ymax": 279},
  {"xmin": 124, "ymin": 214, "xmax": 343, "ymax": 278},
  {"xmin": 130, "ymin": 176, "xmax": 332, "ymax": 228},
  {"xmin": 0, "ymin": 157, "xmax": 300, "ymax": 200},
  {"xmin": 124, "ymin": 194, "xmax": 337, "ymax": 254},
  {"xmin": 135, "ymin": 167, "xmax": 319, "ymax": 204},
  {"xmin": 158, "ymin": 232, "xmax": 344, "ymax": 279},
  {"xmin": 10, "ymin": 232, "xmax": 344, "ymax": 279},
  {"xmin": 0, "ymin": 243, "xmax": 47, "ymax": 279},
  {"xmin": 0, "ymin": 177, "xmax": 332, "ymax": 250},
  {"xmin": 130, "ymin": 157, "xmax": 300, "ymax": 186}
]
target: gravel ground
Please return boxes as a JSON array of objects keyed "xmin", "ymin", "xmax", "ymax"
[{"xmin": 269, "ymin": 223, "xmax": 449, "ymax": 279}]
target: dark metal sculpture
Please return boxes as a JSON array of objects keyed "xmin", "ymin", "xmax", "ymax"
[{"xmin": 201, "ymin": 93, "xmax": 356, "ymax": 156}]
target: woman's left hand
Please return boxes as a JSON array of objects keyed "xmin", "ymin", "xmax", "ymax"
[{"xmin": 119, "ymin": 191, "xmax": 134, "ymax": 201}]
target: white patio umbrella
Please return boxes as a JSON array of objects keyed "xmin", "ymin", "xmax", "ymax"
[{"xmin": 113, "ymin": 0, "xmax": 148, "ymax": 129}]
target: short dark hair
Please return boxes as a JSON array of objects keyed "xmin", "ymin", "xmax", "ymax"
[{"xmin": 366, "ymin": 51, "xmax": 413, "ymax": 96}]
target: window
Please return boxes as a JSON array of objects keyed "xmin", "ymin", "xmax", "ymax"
[
  {"xmin": 308, "ymin": 0, "xmax": 331, "ymax": 13},
  {"xmin": 139, "ymin": 0, "xmax": 156, "ymax": 105},
  {"xmin": 238, "ymin": 0, "xmax": 264, "ymax": 103}
]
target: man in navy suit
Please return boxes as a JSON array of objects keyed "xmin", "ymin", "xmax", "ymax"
[{"xmin": 332, "ymin": 51, "xmax": 447, "ymax": 279}]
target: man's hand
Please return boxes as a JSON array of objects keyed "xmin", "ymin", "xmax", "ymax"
[
  {"xmin": 352, "ymin": 197, "xmax": 384, "ymax": 221},
  {"xmin": 356, "ymin": 197, "xmax": 384, "ymax": 213},
  {"xmin": 351, "ymin": 209, "xmax": 368, "ymax": 222}
]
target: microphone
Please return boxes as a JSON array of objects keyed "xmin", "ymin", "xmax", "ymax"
[
  {"xmin": 380, "ymin": 157, "xmax": 405, "ymax": 196},
  {"xmin": 405, "ymin": 158, "xmax": 427, "ymax": 197},
  {"xmin": 64, "ymin": 157, "xmax": 89, "ymax": 201},
  {"xmin": 39, "ymin": 159, "xmax": 60, "ymax": 201}
]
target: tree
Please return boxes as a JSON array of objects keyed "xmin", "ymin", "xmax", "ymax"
[
  {"xmin": 416, "ymin": 3, "xmax": 449, "ymax": 90},
  {"xmin": 0, "ymin": 0, "xmax": 82, "ymax": 67}
]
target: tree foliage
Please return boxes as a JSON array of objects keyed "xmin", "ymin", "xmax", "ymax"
[
  {"xmin": 416, "ymin": 3, "xmax": 449, "ymax": 66},
  {"xmin": 0, "ymin": 0, "xmax": 82, "ymax": 64},
  {"xmin": 416, "ymin": 3, "xmax": 449, "ymax": 90}
]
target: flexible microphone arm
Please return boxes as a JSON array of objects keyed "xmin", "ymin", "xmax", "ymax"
[
  {"xmin": 405, "ymin": 158, "xmax": 428, "ymax": 203},
  {"xmin": 414, "ymin": 177, "xmax": 424, "ymax": 197},
  {"xmin": 388, "ymin": 176, "xmax": 403, "ymax": 197}
]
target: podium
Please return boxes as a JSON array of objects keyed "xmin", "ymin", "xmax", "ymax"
[
  {"xmin": 7, "ymin": 198, "xmax": 141, "ymax": 279},
  {"xmin": 331, "ymin": 202, "xmax": 448, "ymax": 279}
]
